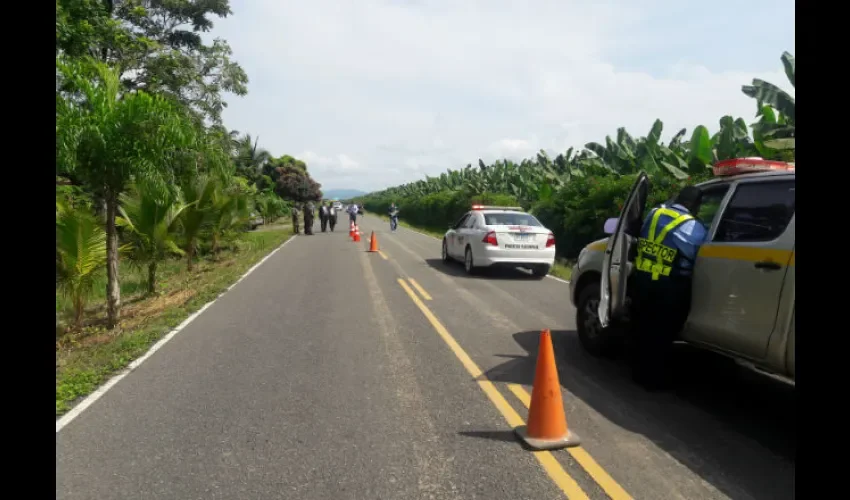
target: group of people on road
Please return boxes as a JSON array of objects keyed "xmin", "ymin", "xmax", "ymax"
[
  {"xmin": 291, "ymin": 201, "xmax": 399, "ymax": 236},
  {"xmin": 291, "ymin": 201, "xmax": 343, "ymax": 235}
]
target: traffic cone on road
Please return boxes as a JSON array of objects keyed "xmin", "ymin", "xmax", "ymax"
[
  {"xmin": 354, "ymin": 226, "xmax": 361, "ymax": 242},
  {"xmin": 369, "ymin": 231, "xmax": 379, "ymax": 252},
  {"xmin": 515, "ymin": 329, "xmax": 581, "ymax": 451},
  {"xmin": 349, "ymin": 221, "xmax": 355, "ymax": 238}
]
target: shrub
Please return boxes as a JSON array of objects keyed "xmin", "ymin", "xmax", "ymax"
[{"xmin": 532, "ymin": 173, "xmax": 708, "ymax": 259}]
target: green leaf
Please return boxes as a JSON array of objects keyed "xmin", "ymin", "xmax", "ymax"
[
  {"xmin": 647, "ymin": 119, "xmax": 663, "ymax": 147},
  {"xmin": 781, "ymin": 51, "xmax": 795, "ymax": 88},
  {"xmin": 660, "ymin": 161, "xmax": 688, "ymax": 180},
  {"xmin": 742, "ymin": 79, "xmax": 795, "ymax": 122},
  {"xmin": 688, "ymin": 125, "xmax": 713, "ymax": 166},
  {"xmin": 764, "ymin": 137, "xmax": 795, "ymax": 150},
  {"xmin": 669, "ymin": 128, "xmax": 687, "ymax": 148}
]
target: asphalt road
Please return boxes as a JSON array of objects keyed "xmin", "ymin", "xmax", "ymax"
[{"xmin": 56, "ymin": 214, "xmax": 796, "ymax": 500}]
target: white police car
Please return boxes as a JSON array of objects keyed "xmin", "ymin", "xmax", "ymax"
[{"xmin": 441, "ymin": 205, "xmax": 556, "ymax": 278}]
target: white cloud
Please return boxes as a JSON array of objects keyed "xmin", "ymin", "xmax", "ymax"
[{"xmin": 212, "ymin": 0, "xmax": 795, "ymax": 192}]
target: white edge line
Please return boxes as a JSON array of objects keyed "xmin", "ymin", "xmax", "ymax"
[
  {"xmin": 369, "ymin": 215, "xmax": 570, "ymax": 284},
  {"xmin": 56, "ymin": 234, "xmax": 298, "ymax": 433}
]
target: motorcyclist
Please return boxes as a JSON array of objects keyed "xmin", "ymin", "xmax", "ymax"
[{"xmin": 388, "ymin": 203, "xmax": 400, "ymax": 232}]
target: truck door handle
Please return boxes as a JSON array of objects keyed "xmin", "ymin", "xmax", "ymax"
[{"xmin": 754, "ymin": 261, "xmax": 781, "ymax": 270}]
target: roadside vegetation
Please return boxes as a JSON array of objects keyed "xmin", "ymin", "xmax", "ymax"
[
  {"xmin": 56, "ymin": 0, "xmax": 323, "ymax": 415},
  {"xmin": 357, "ymin": 52, "xmax": 795, "ymax": 267}
]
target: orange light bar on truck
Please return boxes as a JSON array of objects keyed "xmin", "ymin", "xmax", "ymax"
[{"xmin": 712, "ymin": 158, "xmax": 795, "ymax": 177}]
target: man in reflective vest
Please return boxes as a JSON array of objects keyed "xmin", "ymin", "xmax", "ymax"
[{"xmin": 630, "ymin": 186, "xmax": 708, "ymax": 390}]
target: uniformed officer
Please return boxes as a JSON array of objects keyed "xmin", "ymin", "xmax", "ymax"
[
  {"xmin": 629, "ymin": 186, "xmax": 708, "ymax": 389},
  {"xmin": 304, "ymin": 201, "xmax": 315, "ymax": 235},
  {"xmin": 319, "ymin": 201, "xmax": 329, "ymax": 232},
  {"xmin": 290, "ymin": 203, "xmax": 301, "ymax": 234},
  {"xmin": 328, "ymin": 202, "xmax": 337, "ymax": 232}
]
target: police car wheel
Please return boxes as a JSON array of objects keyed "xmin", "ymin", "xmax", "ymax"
[
  {"xmin": 442, "ymin": 239, "xmax": 450, "ymax": 263},
  {"xmin": 464, "ymin": 247, "xmax": 476, "ymax": 275},
  {"xmin": 576, "ymin": 281, "xmax": 622, "ymax": 358},
  {"xmin": 531, "ymin": 265, "xmax": 550, "ymax": 279}
]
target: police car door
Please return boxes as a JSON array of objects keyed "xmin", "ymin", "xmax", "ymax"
[
  {"xmin": 599, "ymin": 172, "xmax": 649, "ymax": 328},
  {"xmin": 448, "ymin": 213, "xmax": 470, "ymax": 257}
]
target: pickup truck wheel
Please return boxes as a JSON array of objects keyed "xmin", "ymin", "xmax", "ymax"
[
  {"xmin": 576, "ymin": 281, "xmax": 622, "ymax": 358},
  {"xmin": 442, "ymin": 239, "xmax": 451, "ymax": 263}
]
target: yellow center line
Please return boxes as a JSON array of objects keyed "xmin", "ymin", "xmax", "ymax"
[
  {"xmin": 507, "ymin": 384, "xmax": 632, "ymax": 500},
  {"xmin": 397, "ymin": 279, "xmax": 589, "ymax": 500},
  {"xmin": 407, "ymin": 278, "xmax": 432, "ymax": 300}
]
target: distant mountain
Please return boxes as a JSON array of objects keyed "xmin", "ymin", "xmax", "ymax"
[{"xmin": 322, "ymin": 189, "xmax": 367, "ymax": 200}]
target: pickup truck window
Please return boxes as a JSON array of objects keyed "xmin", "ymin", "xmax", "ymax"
[
  {"xmin": 714, "ymin": 180, "xmax": 795, "ymax": 243},
  {"xmin": 696, "ymin": 184, "xmax": 730, "ymax": 228}
]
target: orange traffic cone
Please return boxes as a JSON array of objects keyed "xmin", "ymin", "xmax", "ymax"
[
  {"xmin": 515, "ymin": 329, "xmax": 581, "ymax": 450},
  {"xmin": 354, "ymin": 226, "xmax": 361, "ymax": 242},
  {"xmin": 349, "ymin": 221, "xmax": 355, "ymax": 238},
  {"xmin": 368, "ymin": 231, "xmax": 379, "ymax": 252}
]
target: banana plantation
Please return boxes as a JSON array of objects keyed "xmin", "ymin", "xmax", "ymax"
[{"xmin": 359, "ymin": 52, "xmax": 795, "ymax": 259}]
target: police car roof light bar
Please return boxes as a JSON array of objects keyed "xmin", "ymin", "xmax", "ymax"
[
  {"xmin": 712, "ymin": 157, "xmax": 795, "ymax": 177},
  {"xmin": 471, "ymin": 205, "xmax": 524, "ymax": 211}
]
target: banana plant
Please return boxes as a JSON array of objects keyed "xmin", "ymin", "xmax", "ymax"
[{"xmin": 743, "ymin": 51, "xmax": 795, "ymax": 155}]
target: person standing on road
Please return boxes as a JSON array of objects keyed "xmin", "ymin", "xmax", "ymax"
[
  {"xmin": 290, "ymin": 203, "xmax": 301, "ymax": 234},
  {"xmin": 347, "ymin": 203, "xmax": 358, "ymax": 225},
  {"xmin": 304, "ymin": 201, "xmax": 315, "ymax": 235},
  {"xmin": 328, "ymin": 202, "xmax": 337, "ymax": 232},
  {"xmin": 388, "ymin": 203, "xmax": 400, "ymax": 232},
  {"xmin": 630, "ymin": 186, "xmax": 708, "ymax": 390},
  {"xmin": 319, "ymin": 202, "xmax": 329, "ymax": 232}
]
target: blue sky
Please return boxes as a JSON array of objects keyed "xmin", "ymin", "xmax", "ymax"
[{"xmin": 209, "ymin": 0, "xmax": 795, "ymax": 193}]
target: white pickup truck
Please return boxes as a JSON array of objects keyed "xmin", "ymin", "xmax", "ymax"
[{"xmin": 569, "ymin": 161, "xmax": 795, "ymax": 385}]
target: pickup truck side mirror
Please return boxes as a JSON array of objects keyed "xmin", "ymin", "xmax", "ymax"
[{"xmin": 603, "ymin": 217, "xmax": 618, "ymax": 235}]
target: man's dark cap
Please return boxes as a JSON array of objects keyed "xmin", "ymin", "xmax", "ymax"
[{"xmin": 674, "ymin": 186, "xmax": 702, "ymax": 207}]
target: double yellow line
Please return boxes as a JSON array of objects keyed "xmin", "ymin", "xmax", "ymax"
[{"xmin": 398, "ymin": 277, "xmax": 631, "ymax": 500}]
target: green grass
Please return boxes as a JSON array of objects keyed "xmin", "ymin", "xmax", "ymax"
[
  {"xmin": 370, "ymin": 213, "xmax": 573, "ymax": 280},
  {"xmin": 55, "ymin": 228, "xmax": 293, "ymax": 416}
]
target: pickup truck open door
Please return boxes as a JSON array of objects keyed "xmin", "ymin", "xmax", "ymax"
[{"xmin": 599, "ymin": 172, "xmax": 649, "ymax": 328}]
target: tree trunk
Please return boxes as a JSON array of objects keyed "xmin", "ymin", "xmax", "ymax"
[
  {"xmin": 74, "ymin": 294, "xmax": 84, "ymax": 328},
  {"xmin": 147, "ymin": 261, "xmax": 157, "ymax": 295},
  {"xmin": 105, "ymin": 190, "xmax": 121, "ymax": 329},
  {"xmin": 187, "ymin": 242, "xmax": 196, "ymax": 272}
]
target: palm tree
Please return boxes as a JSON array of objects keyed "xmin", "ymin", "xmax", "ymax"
[
  {"xmin": 56, "ymin": 203, "xmax": 108, "ymax": 328},
  {"xmin": 208, "ymin": 183, "xmax": 252, "ymax": 254},
  {"xmin": 117, "ymin": 185, "xmax": 188, "ymax": 294},
  {"xmin": 233, "ymin": 134, "xmax": 272, "ymax": 183},
  {"xmin": 56, "ymin": 56, "xmax": 197, "ymax": 328},
  {"xmin": 179, "ymin": 175, "xmax": 217, "ymax": 271}
]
